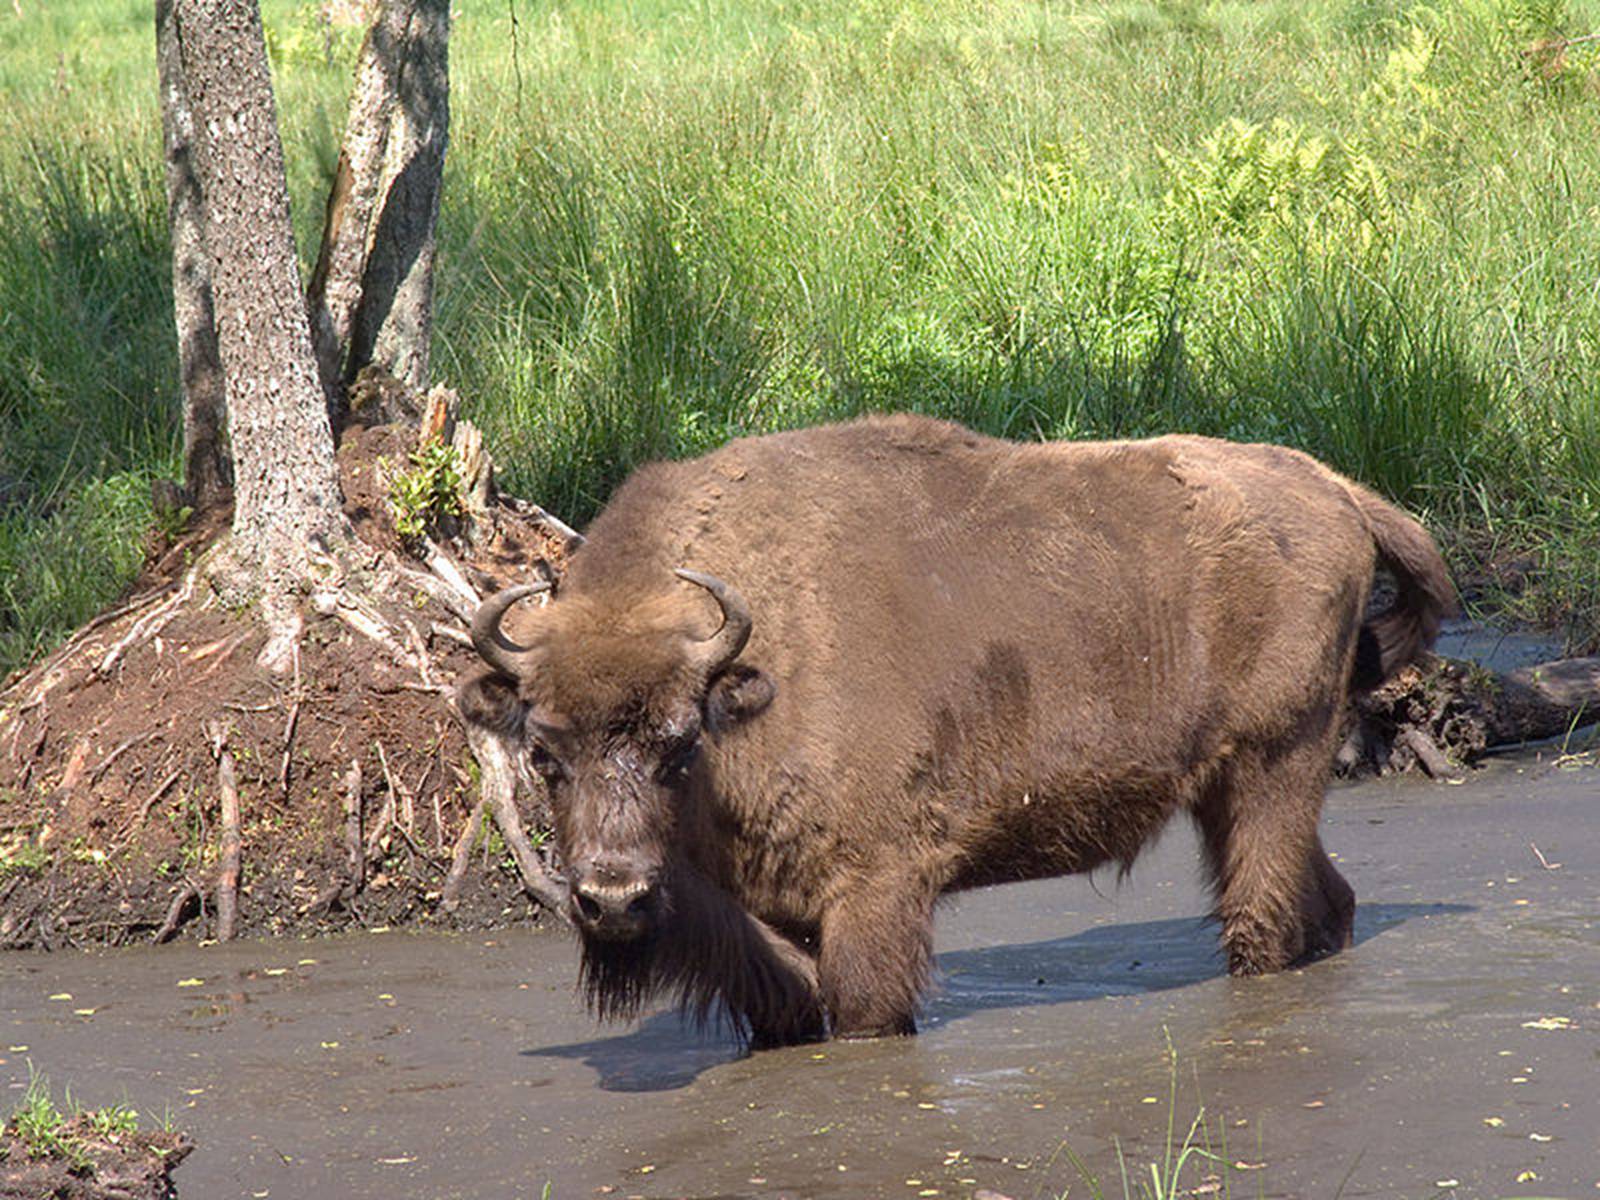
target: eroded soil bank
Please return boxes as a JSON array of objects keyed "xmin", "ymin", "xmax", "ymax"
[{"xmin": 2, "ymin": 753, "xmax": 1596, "ymax": 1199}]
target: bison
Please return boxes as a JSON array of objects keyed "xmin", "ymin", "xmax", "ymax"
[{"xmin": 459, "ymin": 414, "xmax": 1453, "ymax": 1045}]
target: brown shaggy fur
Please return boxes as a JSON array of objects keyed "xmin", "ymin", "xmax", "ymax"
[{"xmin": 461, "ymin": 415, "xmax": 1453, "ymax": 1043}]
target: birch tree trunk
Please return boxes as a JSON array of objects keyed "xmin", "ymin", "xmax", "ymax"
[
  {"xmin": 308, "ymin": 0, "xmax": 450, "ymax": 411},
  {"xmin": 156, "ymin": 0, "xmax": 229, "ymax": 511},
  {"xmin": 171, "ymin": 0, "xmax": 345, "ymax": 593}
]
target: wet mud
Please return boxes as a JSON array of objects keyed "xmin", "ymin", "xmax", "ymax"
[{"xmin": 3, "ymin": 755, "xmax": 1596, "ymax": 1199}]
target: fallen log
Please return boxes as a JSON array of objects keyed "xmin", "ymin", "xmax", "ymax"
[{"xmin": 1337, "ymin": 653, "xmax": 1600, "ymax": 778}]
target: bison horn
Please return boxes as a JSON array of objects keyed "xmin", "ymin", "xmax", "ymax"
[
  {"xmin": 470, "ymin": 582, "xmax": 551, "ymax": 678},
  {"xmin": 675, "ymin": 568, "xmax": 752, "ymax": 674}
]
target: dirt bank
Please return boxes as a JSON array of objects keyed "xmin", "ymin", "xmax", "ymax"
[{"xmin": 1, "ymin": 414, "xmax": 572, "ymax": 950}]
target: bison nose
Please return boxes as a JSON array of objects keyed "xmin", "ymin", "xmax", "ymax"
[{"xmin": 569, "ymin": 858, "xmax": 658, "ymax": 939}]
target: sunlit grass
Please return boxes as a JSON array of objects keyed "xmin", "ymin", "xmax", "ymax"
[
  {"xmin": 1044, "ymin": 1029, "xmax": 1234, "ymax": 1200},
  {"xmin": 5, "ymin": 1065, "xmax": 144, "ymax": 1169},
  {"xmin": 4, "ymin": 0, "xmax": 1600, "ymax": 679}
]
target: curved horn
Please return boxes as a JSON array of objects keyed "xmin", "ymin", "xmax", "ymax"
[
  {"xmin": 470, "ymin": 582, "xmax": 551, "ymax": 677},
  {"xmin": 675, "ymin": 568, "xmax": 752, "ymax": 674}
]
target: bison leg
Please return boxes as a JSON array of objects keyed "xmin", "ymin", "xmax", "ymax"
[
  {"xmin": 657, "ymin": 868, "xmax": 827, "ymax": 1047},
  {"xmin": 817, "ymin": 874, "xmax": 934, "ymax": 1038},
  {"xmin": 1193, "ymin": 745, "xmax": 1350, "ymax": 975},
  {"xmin": 1292, "ymin": 832, "xmax": 1355, "ymax": 966}
]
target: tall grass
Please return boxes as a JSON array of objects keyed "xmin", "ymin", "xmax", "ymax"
[{"xmin": 4, "ymin": 0, "xmax": 1600, "ymax": 680}]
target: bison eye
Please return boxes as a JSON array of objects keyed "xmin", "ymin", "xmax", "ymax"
[
  {"xmin": 526, "ymin": 741, "xmax": 566, "ymax": 783},
  {"xmin": 656, "ymin": 738, "xmax": 698, "ymax": 783}
]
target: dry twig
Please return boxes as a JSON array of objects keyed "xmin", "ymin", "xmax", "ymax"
[
  {"xmin": 375, "ymin": 739, "xmax": 415, "ymax": 837},
  {"xmin": 363, "ymin": 758, "xmax": 396, "ymax": 863},
  {"xmin": 88, "ymin": 730, "xmax": 159, "ymax": 785},
  {"xmin": 1530, "ymin": 842, "xmax": 1562, "ymax": 871}
]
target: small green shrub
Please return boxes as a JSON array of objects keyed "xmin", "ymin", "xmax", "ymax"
[
  {"xmin": 0, "ymin": 831, "xmax": 50, "ymax": 882},
  {"xmin": 387, "ymin": 441, "xmax": 464, "ymax": 542},
  {"xmin": 1163, "ymin": 116, "xmax": 1395, "ymax": 259}
]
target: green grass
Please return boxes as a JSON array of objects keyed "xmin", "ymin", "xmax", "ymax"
[
  {"xmin": 1047, "ymin": 1029, "xmax": 1233, "ymax": 1200},
  {"xmin": 4, "ymin": 0, "xmax": 1600, "ymax": 680},
  {"xmin": 5, "ymin": 1066, "xmax": 150, "ymax": 1170}
]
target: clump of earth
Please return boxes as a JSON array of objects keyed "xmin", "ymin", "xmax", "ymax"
[{"xmin": 0, "ymin": 1112, "xmax": 193, "ymax": 1200}]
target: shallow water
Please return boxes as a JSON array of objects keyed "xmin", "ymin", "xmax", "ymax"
[
  {"xmin": 3, "ymin": 755, "xmax": 1597, "ymax": 1199},
  {"xmin": 1434, "ymin": 617, "xmax": 1567, "ymax": 673}
]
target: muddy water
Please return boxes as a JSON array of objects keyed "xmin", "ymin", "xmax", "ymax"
[{"xmin": 4, "ymin": 756, "xmax": 1598, "ymax": 1200}]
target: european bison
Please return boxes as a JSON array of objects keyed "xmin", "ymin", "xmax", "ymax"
[{"xmin": 460, "ymin": 414, "xmax": 1453, "ymax": 1044}]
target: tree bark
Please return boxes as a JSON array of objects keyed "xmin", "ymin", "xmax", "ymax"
[
  {"xmin": 172, "ymin": 0, "xmax": 344, "ymax": 589},
  {"xmin": 309, "ymin": 0, "xmax": 451, "ymax": 413},
  {"xmin": 156, "ymin": 0, "xmax": 229, "ymax": 511}
]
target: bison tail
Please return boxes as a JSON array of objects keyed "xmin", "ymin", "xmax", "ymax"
[{"xmin": 1350, "ymin": 485, "xmax": 1457, "ymax": 691}]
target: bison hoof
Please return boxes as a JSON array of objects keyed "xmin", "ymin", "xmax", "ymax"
[
  {"xmin": 833, "ymin": 1014, "xmax": 917, "ymax": 1040},
  {"xmin": 748, "ymin": 1026, "xmax": 827, "ymax": 1052}
]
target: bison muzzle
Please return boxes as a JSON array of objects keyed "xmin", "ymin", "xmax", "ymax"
[{"xmin": 459, "ymin": 415, "xmax": 1454, "ymax": 1045}]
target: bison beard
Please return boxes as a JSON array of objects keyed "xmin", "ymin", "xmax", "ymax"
[
  {"xmin": 460, "ymin": 414, "xmax": 1456, "ymax": 1045},
  {"xmin": 578, "ymin": 864, "xmax": 827, "ymax": 1045}
]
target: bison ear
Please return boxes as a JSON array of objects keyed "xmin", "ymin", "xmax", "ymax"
[
  {"xmin": 456, "ymin": 670, "xmax": 527, "ymax": 738},
  {"xmin": 705, "ymin": 663, "xmax": 775, "ymax": 734}
]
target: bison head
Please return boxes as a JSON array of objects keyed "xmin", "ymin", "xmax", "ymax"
[{"xmin": 457, "ymin": 569, "xmax": 775, "ymax": 944}]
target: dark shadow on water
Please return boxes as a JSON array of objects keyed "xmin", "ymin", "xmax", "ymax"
[
  {"xmin": 926, "ymin": 901, "xmax": 1469, "ymax": 1024},
  {"xmin": 524, "ymin": 901, "xmax": 1470, "ymax": 1093},
  {"xmin": 522, "ymin": 1009, "xmax": 745, "ymax": 1093}
]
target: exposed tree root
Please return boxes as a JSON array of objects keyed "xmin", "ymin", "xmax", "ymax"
[
  {"xmin": 122, "ymin": 767, "xmax": 182, "ymax": 841},
  {"xmin": 153, "ymin": 880, "xmax": 202, "ymax": 945},
  {"xmin": 439, "ymin": 793, "xmax": 486, "ymax": 912},
  {"xmin": 342, "ymin": 757, "xmax": 365, "ymax": 899},
  {"xmin": 96, "ymin": 568, "xmax": 199, "ymax": 679},
  {"xmin": 462, "ymin": 723, "xmax": 572, "ymax": 919},
  {"xmin": 211, "ymin": 724, "xmax": 243, "ymax": 941},
  {"xmin": 0, "ymin": 383, "xmax": 576, "ymax": 947}
]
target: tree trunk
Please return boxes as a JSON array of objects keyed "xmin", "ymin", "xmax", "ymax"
[
  {"xmin": 309, "ymin": 0, "xmax": 451, "ymax": 413},
  {"xmin": 0, "ymin": 0, "xmax": 573, "ymax": 952},
  {"xmin": 156, "ymin": 0, "xmax": 229, "ymax": 512},
  {"xmin": 172, "ymin": 0, "xmax": 345, "ymax": 591}
]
